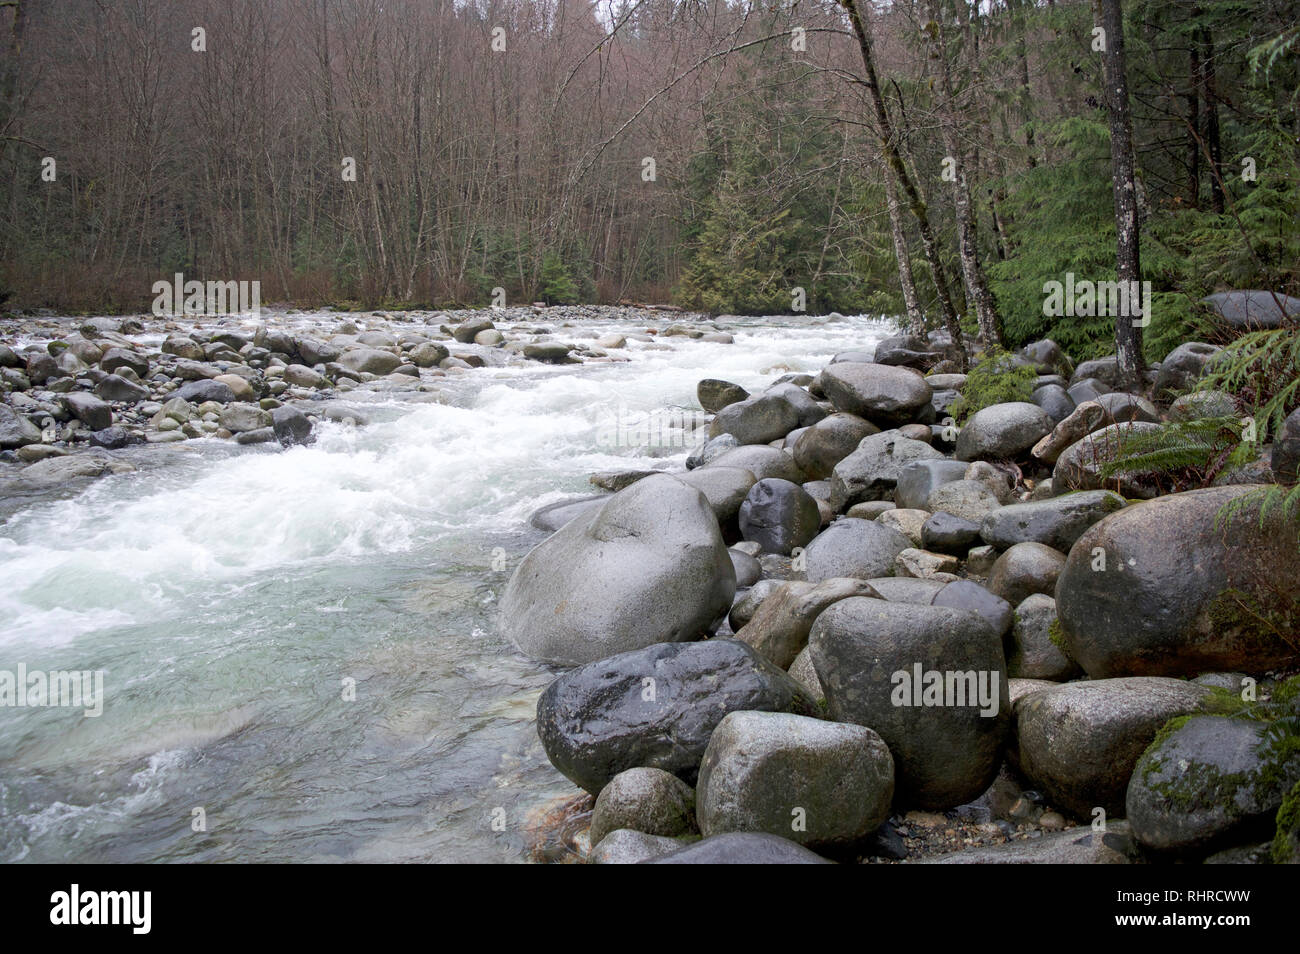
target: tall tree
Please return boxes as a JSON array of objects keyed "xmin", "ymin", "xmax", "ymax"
[{"xmin": 1096, "ymin": 0, "xmax": 1146, "ymax": 387}]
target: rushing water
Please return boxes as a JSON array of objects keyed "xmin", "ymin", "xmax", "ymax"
[{"xmin": 0, "ymin": 312, "xmax": 893, "ymax": 863}]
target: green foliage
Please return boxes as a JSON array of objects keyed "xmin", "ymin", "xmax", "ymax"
[
  {"xmin": 539, "ymin": 252, "xmax": 581, "ymax": 305},
  {"xmin": 1200, "ymin": 327, "xmax": 1300, "ymax": 443},
  {"xmin": 1097, "ymin": 416, "xmax": 1256, "ymax": 493},
  {"xmin": 947, "ymin": 347, "xmax": 1038, "ymax": 423}
]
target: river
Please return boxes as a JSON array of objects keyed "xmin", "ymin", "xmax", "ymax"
[{"xmin": 0, "ymin": 311, "xmax": 892, "ymax": 862}]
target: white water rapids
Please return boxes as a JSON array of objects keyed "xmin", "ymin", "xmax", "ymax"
[{"xmin": 0, "ymin": 312, "xmax": 893, "ymax": 862}]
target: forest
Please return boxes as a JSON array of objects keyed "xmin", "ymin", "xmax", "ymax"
[{"xmin": 0, "ymin": 0, "xmax": 1297, "ymax": 365}]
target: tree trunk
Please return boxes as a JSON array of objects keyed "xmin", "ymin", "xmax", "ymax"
[
  {"xmin": 1096, "ymin": 0, "xmax": 1146, "ymax": 388},
  {"xmin": 1186, "ymin": 37, "xmax": 1200, "ymax": 208},
  {"xmin": 928, "ymin": 0, "xmax": 1003, "ymax": 349},
  {"xmin": 1198, "ymin": 26, "xmax": 1224, "ymax": 214},
  {"xmin": 839, "ymin": 0, "xmax": 967, "ymax": 368},
  {"xmin": 883, "ymin": 165, "xmax": 924, "ymax": 334}
]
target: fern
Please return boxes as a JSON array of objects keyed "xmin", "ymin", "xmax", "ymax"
[
  {"xmin": 1098, "ymin": 416, "xmax": 1257, "ymax": 492},
  {"xmin": 1200, "ymin": 326, "xmax": 1300, "ymax": 443}
]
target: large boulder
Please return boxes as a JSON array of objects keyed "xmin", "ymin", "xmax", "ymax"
[
  {"xmin": 818, "ymin": 362, "xmax": 931, "ymax": 426},
  {"xmin": 829, "ymin": 431, "xmax": 944, "ymax": 510},
  {"xmin": 766, "ymin": 383, "xmax": 828, "ymax": 428},
  {"xmin": 697, "ymin": 379, "xmax": 750, "ymax": 413},
  {"xmin": 738, "ymin": 478, "xmax": 820, "ymax": 555},
  {"xmin": 696, "ymin": 711, "xmax": 894, "ymax": 848},
  {"xmin": 1203, "ymin": 290, "xmax": 1300, "ymax": 331},
  {"xmin": 60, "ymin": 392, "xmax": 113, "ymax": 431},
  {"xmin": 894, "ymin": 459, "xmax": 969, "ymax": 510},
  {"xmin": 1014, "ymin": 678, "xmax": 1212, "ymax": 818},
  {"xmin": 924, "ymin": 479, "xmax": 1001, "ymax": 523},
  {"xmin": 792, "ymin": 413, "xmax": 879, "ymax": 479},
  {"xmin": 338, "ymin": 348, "xmax": 402, "ymax": 375},
  {"xmin": 1055, "ymin": 486, "xmax": 1300, "ymax": 678},
  {"xmin": 536, "ymin": 638, "xmax": 817, "ymax": 793},
  {"xmin": 809, "ymin": 597, "xmax": 1009, "ymax": 809},
  {"xmin": 706, "ymin": 445, "xmax": 805, "ymax": 483},
  {"xmin": 955, "ymin": 402, "xmax": 1054, "ymax": 461},
  {"xmin": 986, "ymin": 542, "xmax": 1066, "ymax": 606},
  {"xmin": 499, "ymin": 475, "xmax": 735, "ymax": 666},
  {"xmin": 801, "ymin": 518, "xmax": 911, "ymax": 582},
  {"xmin": 0, "ymin": 404, "xmax": 43, "ymax": 448},
  {"xmin": 1153, "ymin": 342, "xmax": 1221, "ymax": 398},
  {"xmin": 588, "ymin": 829, "xmax": 689, "ymax": 864},
  {"xmin": 1127, "ymin": 715, "xmax": 1300, "ymax": 856},
  {"xmin": 735, "ymin": 577, "xmax": 881, "ymax": 669},
  {"xmin": 173, "ymin": 379, "xmax": 237, "ymax": 404},
  {"xmin": 980, "ymin": 490, "xmax": 1127, "ymax": 551},
  {"xmin": 708, "ymin": 393, "xmax": 800, "ymax": 445}
]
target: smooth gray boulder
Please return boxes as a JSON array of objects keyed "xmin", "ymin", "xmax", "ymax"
[
  {"xmin": 924, "ymin": 478, "xmax": 1001, "ymax": 523},
  {"xmin": 708, "ymin": 392, "xmax": 800, "ymax": 445},
  {"xmin": 809, "ymin": 597, "xmax": 1008, "ymax": 809},
  {"xmin": 829, "ymin": 431, "xmax": 944, "ymax": 509},
  {"xmin": 986, "ymin": 542, "xmax": 1066, "ymax": 606},
  {"xmin": 818, "ymin": 362, "xmax": 931, "ymax": 426},
  {"xmin": 1055, "ymin": 486, "xmax": 1300, "ymax": 678},
  {"xmin": 644, "ymin": 832, "xmax": 832, "ymax": 864},
  {"xmin": 766, "ymin": 382, "xmax": 828, "ymax": 428},
  {"xmin": 174, "ymin": 379, "xmax": 237, "ymax": 404},
  {"xmin": 1008, "ymin": 594, "xmax": 1078, "ymax": 680},
  {"xmin": 894, "ymin": 459, "xmax": 969, "ymax": 510},
  {"xmin": 500, "ymin": 475, "xmax": 735, "ymax": 666},
  {"xmin": 589, "ymin": 767, "xmax": 697, "ymax": 846},
  {"xmin": 1153, "ymin": 342, "xmax": 1221, "ymax": 398},
  {"xmin": 735, "ymin": 577, "xmax": 881, "ymax": 669},
  {"xmin": 706, "ymin": 445, "xmax": 805, "ymax": 483},
  {"xmin": 60, "ymin": 392, "xmax": 113, "ymax": 431},
  {"xmin": 1203, "ymin": 290, "xmax": 1300, "ymax": 330},
  {"xmin": 338, "ymin": 348, "xmax": 402, "ymax": 375},
  {"xmin": 801, "ymin": 518, "xmax": 911, "ymax": 582},
  {"xmin": 738, "ymin": 478, "xmax": 821, "ymax": 555},
  {"xmin": 980, "ymin": 490, "xmax": 1126, "ymax": 551},
  {"xmin": 955, "ymin": 402, "xmax": 1054, "ymax": 461},
  {"xmin": 696, "ymin": 711, "xmax": 894, "ymax": 848},
  {"xmin": 1030, "ymin": 383, "xmax": 1075, "ymax": 424},
  {"xmin": 536, "ymin": 638, "xmax": 817, "ymax": 793},
  {"xmin": 792, "ymin": 413, "xmax": 879, "ymax": 479},
  {"xmin": 1014, "ymin": 677, "xmax": 1212, "ymax": 817},
  {"xmin": 0, "ymin": 405, "xmax": 42, "ymax": 448},
  {"xmin": 271, "ymin": 405, "xmax": 314, "ymax": 446}
]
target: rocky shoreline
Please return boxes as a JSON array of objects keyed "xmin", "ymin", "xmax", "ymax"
[{"xmin": 504, "ymin": 321, "xmax": 1300, "ymax": 864}]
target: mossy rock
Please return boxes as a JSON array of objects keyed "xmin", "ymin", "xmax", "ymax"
[{"xmin": 1127, "ymin": 713, "xmax": 1300, "ymax": 856}]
